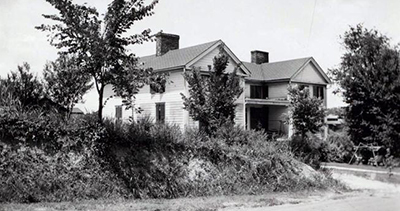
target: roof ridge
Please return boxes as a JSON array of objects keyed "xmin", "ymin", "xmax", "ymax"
[
  {"xmin": 139, "ymin": 40, "xmax": 220, "ymax": 58},
  {"xmin": 262, "ymin": 57, "xmax": 311, "ymax": 66}
]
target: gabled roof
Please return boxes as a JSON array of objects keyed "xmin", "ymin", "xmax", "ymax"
[
  {"xmin": 139, "ymin": 40, "xmax": 251, "ymax": 75},
  {"xmin": 139, "ymin": 40, "xmax": 220, "ymax": 71},
  {"xmin": 243, "ymin": 57, "xmax": 331, "ymax": 83},
  {"xmin": 139, "ymin": 40, "xmax": 330, "ymax": 83},
  {"xmin": 243, "ymin": 57, "xmax": 311, "ymax": 81}
]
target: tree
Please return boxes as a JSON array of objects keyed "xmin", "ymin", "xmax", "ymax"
[
  {"xmin": 36, "ymin": 0, "xmax": 159, "ymax": 122},
  {"xmin": 181, "ymin": 48, "xmax": 243, "ymax": 135},
  {"xmin": 287, "ymin": 86, "xmax": 325, "ymax": 138},
  {"xmin": 43, "ymin": 54, "xmax": 93, "ymax": 119},
  {"xmin": 3, "ymin": 63, "xmax": 44, "ymax": 109},
  {"xmin": 330, "ymin": 24, "xmax": 400, "ymax": 155}
]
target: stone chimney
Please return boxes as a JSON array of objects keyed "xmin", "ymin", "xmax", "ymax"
[
  {"xmin": 156, "ymin": 32, "xmax": 180, "ymax": 56},
  {"xmin": 251, "ymin": 50, "xmax": 269, "ymax": 64}
]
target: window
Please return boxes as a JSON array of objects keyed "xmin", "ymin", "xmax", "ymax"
[
  {"xmin": 156, "ymin": 103, "xmax": 165, "ymax": 123},
  {"xmin": 313, "ymin": 86, "xmax": 324, "ymax": 99},
  {"xmin": 115, "ymin": 105, "xmax": 122, "ymax": 119},
  {"xmin": 250, "ymin": 85, "xmax": 268, "ymax": 99}
]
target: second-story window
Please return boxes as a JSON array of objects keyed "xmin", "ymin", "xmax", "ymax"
[
  {"xmin": 313, "ymin": 86, "xmax": 324, "ymax": 99},
  {"xmin": 250, "ymin": 85, "xmax": 268, "ymax": 99},
  {"xmin": 150, "ymin": 81, "xmax": 165, "ymax": 94}
]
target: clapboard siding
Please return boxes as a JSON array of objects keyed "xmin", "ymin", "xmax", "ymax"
[
  {"xmin": 234, "ymin": 103, "xmax": 244, "ymax": 127},
  {"xmin": 166, "ymin": 70, "xmax": 185, "ymax": 92},
  {"xmin": 165, "ymin": 101, "xmax": 184, "ymax": 129},
  {"xmin": 136, "ymin": 101, "xmax": 184, "ymax": 129},
  {"xmin": 135, "ymin": 70, "xmax": 185, "ymax": 103},
  {"xmin": 137, "ymin": 103, "xmax": 155, "ymax": 120},
  {"xmin": 268, "ymin": 83, "xmax": 289, "ymax": 99},
  {"xmin": 192, "ymin": 47, "xmax": 240, "ymax": 73}
]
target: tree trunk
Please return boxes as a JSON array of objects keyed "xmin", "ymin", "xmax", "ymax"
[{"xmin": 98, "ymin": 86, "xmax": 104, "ymax": 123}]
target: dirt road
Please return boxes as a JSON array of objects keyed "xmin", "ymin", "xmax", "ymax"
[
  {"xmin": 224, "ymin": 193, "xmax": 400, "ymax": 211},
  {"xmin": 223, "ymin": 172, "xmax": 400, "ymax": 211}
]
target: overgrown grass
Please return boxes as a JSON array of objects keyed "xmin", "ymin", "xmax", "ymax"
[{"xmin": 0, "ymin": 111, "xmax": 343, "ymax": 203}]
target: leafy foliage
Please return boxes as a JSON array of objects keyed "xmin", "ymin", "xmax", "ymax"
[
  {"xmin": 37, "ymin": 0, "xmax": 159, "ymax": 121},
  {"xmin": 326, "ymin": 131, "xmax": 354, "ymax": 163},
  {"xmin": 290, "ymin": 134, "xmax": 329, "ymax": 169},
  {"xmin": 2, "ymin": 63, "xmax": 44, "ymax": 109},
  {"xmin": 0, "ymin": 111, "xmax": 341, "ymax": 202},
  {"xmin": 181, "ymin": 48, "xmax": 243, "ymax": 135},
  {"xmin": 330, "ymin": 24, "xmax": 400, "ymax": 156},
  {"xmin": 43, "ymin": 54, "xmax": 93, "ymax": 119},
  {"xmin": 287, "ymin": 86, "xmax": 325, "ymax": 137}
]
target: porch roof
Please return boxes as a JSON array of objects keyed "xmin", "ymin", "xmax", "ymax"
[{"xmin": 245, "ymin": 98, "xmax": 289, "ymax": 106}]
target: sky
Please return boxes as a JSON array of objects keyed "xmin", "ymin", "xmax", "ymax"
[{"xmin": 1, "ymin": 0, "xmax": 400, "ymax": 111}]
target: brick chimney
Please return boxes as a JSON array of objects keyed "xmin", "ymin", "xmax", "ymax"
[
  {"xmin": 156, "ymin": 32, "xmax": 180, "ymax": 56},
  {"xmin": 251, "ymin": 50, "xmax": 269, "ymax": 64}
]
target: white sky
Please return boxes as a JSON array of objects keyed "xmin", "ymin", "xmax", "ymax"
[{"xmin": 1, "ymin": 0, "xmax": 400, "ymax": 110}]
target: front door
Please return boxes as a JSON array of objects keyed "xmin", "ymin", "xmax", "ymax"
[{"xmin": 250, "ymin": 106, "xmax": 269, "ymax": 130}]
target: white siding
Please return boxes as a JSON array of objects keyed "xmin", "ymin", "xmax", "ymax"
[
  {"xmin": 102, "ymin": 70, "xmax": 186, "ymax": 126},
  {"xmin": 134, "ymin": 70, "xmax": 186, "ymax": 129},
  {"xmin": 192, "ymin": 47, "xmax": 243, "ymax": 74},
  {"xmin": 293, "ymin": 63, "xmax": 327, "ymax": 84},
  {"xmin": 268, "ymin": 83, "xmax": 289, "ymax": 99},
  {"xmin": 234, "ymin": 103, "xmax": 244, "ymax": 127},
  {"xmin": 244, "ymin": 83, "xmax": 251, "ymax": 98}
]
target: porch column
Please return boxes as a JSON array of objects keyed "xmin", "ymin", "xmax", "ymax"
[
  {"xmin": 288, "ymin": 118, "xmax": 294, "ymax": 138},
  {"xmin": 246, "ymin": 106, "xmax": 251, "ymax": 130}
]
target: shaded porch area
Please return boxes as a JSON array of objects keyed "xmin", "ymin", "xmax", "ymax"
[{"xmin": 245, "ymin": 98, "xmax": 290, "ymax": 136}]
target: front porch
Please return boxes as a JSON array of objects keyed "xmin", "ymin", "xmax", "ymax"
[{"xmin": 245, "ymin": 98, "xmax": 290, "ymax": 137}]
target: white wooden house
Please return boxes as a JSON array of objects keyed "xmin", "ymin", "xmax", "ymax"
[{"xmin": 103, "ymin": 33, "xmax": 331, "ymax": 137}]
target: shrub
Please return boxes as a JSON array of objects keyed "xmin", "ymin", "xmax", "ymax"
[
  {"xmin": 0, "ymin": 141, "xmax": 126, "ymax": 203},
  {"xmin": 100, "ymin": 119, "xmax": 188, "ymax": 199},
  {"xmin": 0, "ymin": 111, "xmax": 342, "ymax": 202},
  {"xmin": 326, "ymin": 131, "xmax": 354, "ymax": 163},
  {"xmin": 290, "ymin": 133, "xmax": 329, "ymax": 169},
  {"xmin": 182, "ymin": 126, "xmax": 333, "ymax": 195},
  {"xmin": 0, "ymin": 109, "xmax": 126, "ymax": 203}
]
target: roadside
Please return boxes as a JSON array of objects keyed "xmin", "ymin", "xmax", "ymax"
[
  {"xmin": 222, "ymin": 164, "xmax": 400, "ymax": 211},
  {"xmin": 2, "ymin": 163, "xmax": 399, "ymax": 211}
]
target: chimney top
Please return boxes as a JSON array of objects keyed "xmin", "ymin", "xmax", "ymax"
[
  {"xmin": 251, "ymin": 50, "xmax": 269, "ymax": 64},
  {"xmin": 156, "ymin": 32, "xmax": 180, "ymax": 56}
]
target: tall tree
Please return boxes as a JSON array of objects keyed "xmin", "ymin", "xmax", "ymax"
[
  {"xmin": 37, "ymin": 0, "xmax": 158, "ymax": 121},
  {"xmin": 287, "ymin": 86, "xmax": 325, "ymax": 138},
  {"xmin": 330, "ymin": 24, "xmax": 400, "ymax": 155},
  {"xmin": 43, "ymin": 54, "xmax": 93, "ymax": 119},
  {"xmin": 181, "ymin": 48, "xmax": 243, "ymax": 135}
]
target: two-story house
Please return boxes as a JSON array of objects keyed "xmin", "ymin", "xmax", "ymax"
[{"xmin": 102, "ymin": 32, "xmax": 331, "ymax": 137}]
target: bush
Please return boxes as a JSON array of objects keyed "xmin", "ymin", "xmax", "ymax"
[
  {"xmin": 0, "ymin": 111, "xmax": 341, "ymax": 202},
  {"xmin": 0, "ymin": 139, "xmax": 126, "ymax": 203},
  {"xmin": 290, "ymin": 133, "xmax": 329, "ymax": 169},
  {"xmin": 0, "ymin": 109, "xmax": 126, "ymax": 203},
  {"xmin": 100, "ymin": 118, "xmax": 188, "ymax": 198},
  {"xmin": 326, "ymin": 131, "xmax": 354, "ymax": 163}
]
